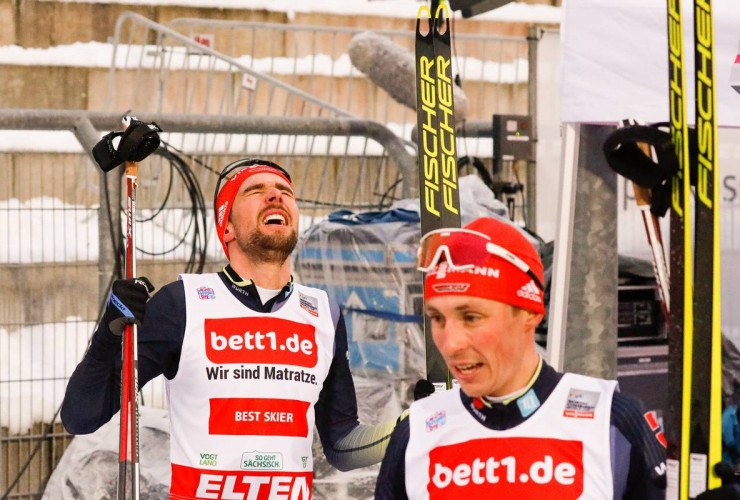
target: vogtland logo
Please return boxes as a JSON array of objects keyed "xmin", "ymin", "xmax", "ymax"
[
  {"xmin": 199, "ymin": 452, "xmax": 218, "ymax": 466},
  {"xmin": 428, "ymin": 437, "xmax": 584, "ymax": 498},
  {"xmin": 517, "ymin": 280, "xmax": 542, "ymax": 303}
]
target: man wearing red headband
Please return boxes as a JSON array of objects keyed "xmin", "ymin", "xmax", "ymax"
[
  {"xmin": 63, "ymin": 159, "xmax": 402, "ymax": 499},
  {"xmin": 376, "ymin": 216, "xmax": 667, "ymax": 499}
]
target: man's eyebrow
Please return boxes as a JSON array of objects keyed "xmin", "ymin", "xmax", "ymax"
[
  {"xmin": 242, "ymin": 182, "xmax": 266, "ymax": 193},
  {"xmin": 426, "ymin": 304, "xmax": 475, "ymax": 315},
  {"xmin": 241, "ymin": 182, "xmax": 294, "ymax": 194},
  {"xmin": 454, "ymin": 305, "xmax": 474, "ymax": 312},
  {"xmin": 426, "ymin": 305, "xmax": 441, "ymax": 315},
  {"xmin": 275, "ymin": 181, "xmax": 294, "ymax": 193}
]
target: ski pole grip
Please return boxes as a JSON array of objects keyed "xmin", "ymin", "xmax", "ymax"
[{"xmin": 91, "ymin": 116, "xmax": 162, "ymax": 173}]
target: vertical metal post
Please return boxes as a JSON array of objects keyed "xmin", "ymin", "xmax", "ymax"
[
  {"xmin": 70, "ymin": 116, "xmax": 114, "ymax": 299},
  {"xmin": 526, "ymin": 25, "xmax": 539, "ymax": 232},
  {"xmin": 564, "ymin": 124, "xmax": 618, "ymax": 378},
  {"xmin": 546, "ymin": 122, "xmax": 579, "ymax": 371}
]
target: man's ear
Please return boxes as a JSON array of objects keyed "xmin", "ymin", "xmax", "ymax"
[
  {"xmin": 223, "ymin": 222, "xmax": 235, "ymax": 244},
  {"xmin": 524, "ymin": 311, "xmax": 545, "ymax": 329}
]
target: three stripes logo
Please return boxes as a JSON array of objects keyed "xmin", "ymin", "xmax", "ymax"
[{"xmin": 516, "ymin": 280, "xmax": 542, "ymax": 304}]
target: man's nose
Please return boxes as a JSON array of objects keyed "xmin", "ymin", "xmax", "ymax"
[
  {"xmin": 265, "ymin": 187, "xmax": 283, "ymax": 202},
  {"xmin": 439, "ymin": 322, "xmax": 467, "ymax": 354}
]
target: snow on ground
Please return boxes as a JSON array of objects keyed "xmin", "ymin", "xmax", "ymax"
[
  {"xmin": 0, "ymin": 314, "xmax": 170, "ymax": 434},
  {"xmin": 0, "ymin": 42, "xmax": 529, "ymax": 85},
  {"xmin": 0, "ymin": 198, "xmax": 99, "ymax": 263},
  {"xmin": 0, "ymin": 318, "xmax": 95, "ymax": 434},
  {"xmin": 37, "ymin": 0, "xmax": 561, "ymax": 24},
  {"xmin": 0, "ymin": 130, "xmax": 84, "ymax": 153},
  {"xmin": 0, "ymin": 197, "xmax": 326, "ymax": 264}
]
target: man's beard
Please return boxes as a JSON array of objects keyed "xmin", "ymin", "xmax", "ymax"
[{"xmin": 234, "ymin": 225, "xmax": 298, "ymax": 265}]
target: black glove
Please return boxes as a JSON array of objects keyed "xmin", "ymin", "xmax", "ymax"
[
  {"xmin": 695, "ymin": 485, "xmax": 740, "ymax": 500},
  {"xmin": 413, "ymin": 379, "xmax": 436, "ymax": 401},
  {"xmin": 104, "ymin": 277, "xmax": 155, "ymax": 336}
]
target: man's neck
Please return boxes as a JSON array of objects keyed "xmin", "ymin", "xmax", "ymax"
[
  {"xmin": 228, "ymin": 256, "xmax": 291, "ymax": 289},
  {"xmin": 485, "ymin": 355, "xmax": 543, "ymax": 405}
]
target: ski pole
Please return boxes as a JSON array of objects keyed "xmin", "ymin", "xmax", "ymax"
[
  {"xmin": 119, "ymin": 115, "xmax": 142, "ymax": 500},
  {"xmin": 633, "ymin": 141, "xmax": 670, "ymax": 321},
  {"xmin": 91, "ymin": 115, "xmax": 162, "ymax": 500}
]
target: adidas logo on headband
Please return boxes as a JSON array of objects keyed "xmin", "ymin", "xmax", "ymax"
[{"xmin": 517, "ymin": 280, "xmax": 543, "ymax": 304}]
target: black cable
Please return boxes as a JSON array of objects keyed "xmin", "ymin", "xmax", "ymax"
[
  {"xmin": 376, "ymin": 171, "xmax": 403, "ymax": 209},
  {"xmin": 511, "ymin": 161, "xmax": 528, "ymax": 224},
  {"xmin": 136, "ymin": 160, "xmax": 174, "ymax": 223},
  {"xmin": 102, "ymin": 170, "xmax": 124, "ymax": 280},
  {"xmin": 128, "ymin": 144, "xmax": 209, "ymax": 274},
  {"xmin": 458, "ymin": 156, "xmax": 497, "ymax": 193}
]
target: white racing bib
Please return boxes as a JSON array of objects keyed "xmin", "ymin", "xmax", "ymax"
[
  {"xmin": 167, "ymin": 274, "xmax": 336, "ymax": 500},
  {"xmin": 405, "ymin": 373, "xmax": 617, "ymax": 499}
]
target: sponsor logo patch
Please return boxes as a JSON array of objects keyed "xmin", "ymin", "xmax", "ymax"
[
  {"xmin": 198, "ymin": 452, "xmax": 218, "ymax": 467},
  {"xmin": 170, "ymin": 464, "xmax": 312, "ymax": 500},
  {"xmin": 217, "ymin": 201, "xmax": 229, "ymax": 227},
  {"xmin": 426, "ymin": 410, "xmax": 447, "ymax": 432},
  {"xmin": 205, "ymin": 317, "xmax": 317, "ymax": 368},
  {"xmin": 434, "ymin": 262, "xmax": 501, "ymax": 280},
  {"xmin": 516, "ymin": 389, "xmax": 541, "ymax": 418},
  {"xmin": 209, "ymin": 397, "xmax": 310, "ymax": 437},
  {"xmin": 197, "ymin": 287, "xmax": 216, "ymax": 300},
  {"xmin": 298, "ymin": 292, "xmax": 318, "ymax": 317},
  {"xmin": 516, "ymin": 280, "xmax": 542, "ymax": 303},
  {"xmin": 563, "ymin": 388, "xmax": 600, "ymax": 419},
  {"xmin": 240, "ymin": 451, "xmax": 283, "ymax": 471},
  {"xmin": 644, "ymin": 411, "xmax": 668, "ymax": 448},
  {"xmin": 432, "ymin": 283, "xmax": 470, "ymax": 293},
  {"xmin": 428, "ymin": 436, "xmax": 583, "ymax": 498}
]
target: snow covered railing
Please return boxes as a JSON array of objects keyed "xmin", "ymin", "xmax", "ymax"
[
  {"xmin": 166, "ymin": 16, "xmax": 531, "ymax": 141},
  {"xmin": 106, "ymin": 11, "xmax": 355, "ymax": 119}
]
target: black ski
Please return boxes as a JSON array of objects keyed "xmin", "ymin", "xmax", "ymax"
[
  {"xmin": 664, "ymin": 0, "xmax": 692, "ymax": 497},
  {"xmin": 415, "ymin": 1, "xmax": 461, "ymax": 391},
  {"xmin": 688, "ymin": 0, "xmax": 722, "ymax": 495}
]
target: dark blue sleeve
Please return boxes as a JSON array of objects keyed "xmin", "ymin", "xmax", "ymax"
[
  {"xmin": 314, "ymin": 311, "xmax": 361, "ymax": 450},
  {"xmin": 375, "ymin": 416, "xmax": 409, "ymax": 500},
  {"xmin": 61, "ymin": 281, "xmax": 185, "ymax": 434},
  {"xmin": 611, "ymin": 391, "xmax": 668, "ymax": 499}
]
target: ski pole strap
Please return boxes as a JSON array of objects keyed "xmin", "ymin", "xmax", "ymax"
[
  {"xmin": 92, "ymin": 119, "xmax": 162, "ymax": 172},
  {"xmin": 602, "ymin": 124, "xmax": 678, "ymax": 189}
]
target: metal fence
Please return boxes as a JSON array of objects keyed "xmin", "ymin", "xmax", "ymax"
[
  {"xmin": 0, "ymin": 11, "xmax": 533, "ymax": 499},
  {"xmin": 164, "ymin": 16, "xmax": 530, "ymax": 157}
]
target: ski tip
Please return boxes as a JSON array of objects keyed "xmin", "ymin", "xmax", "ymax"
[
  {"xmin": 434, "ymin": 1, "xmax": 450, "ymax": 20},
  {"xmin": 417, "ymin": 5, "xmax": 430, "ymax": 20}
]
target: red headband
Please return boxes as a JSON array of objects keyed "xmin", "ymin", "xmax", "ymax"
[
  {"xmin": 423, "ymin": 217, "xmax": 545, "ymax": 314},
  {"xmin": 215, "ymin": 165, "xmax": 292, "ymax": 258}
]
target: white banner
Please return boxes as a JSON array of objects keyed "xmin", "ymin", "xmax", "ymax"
[{"xmin": 561, "ymin": 0, "xmax": 740, "ymax": 126}]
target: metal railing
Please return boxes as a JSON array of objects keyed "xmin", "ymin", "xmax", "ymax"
[{"xmin": 166, "ymin": 16, "xmax": 530, "ymax": 156}]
